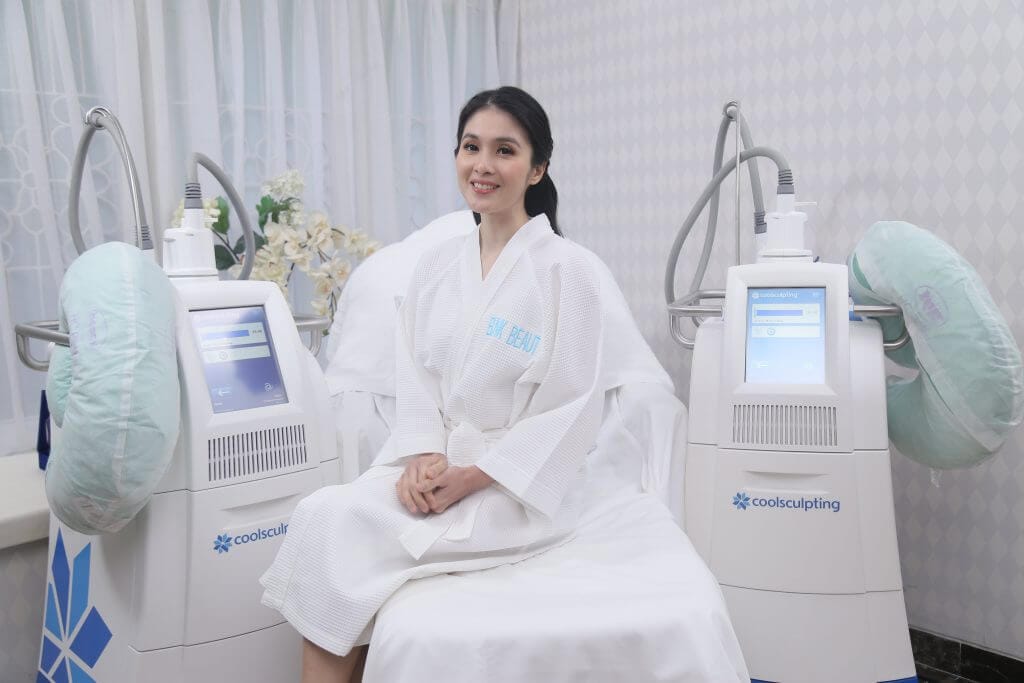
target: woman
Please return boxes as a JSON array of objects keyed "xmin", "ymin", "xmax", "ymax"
[{"xmin": 260, "ymin": 86, "xmax": 604, "ymax": 682}]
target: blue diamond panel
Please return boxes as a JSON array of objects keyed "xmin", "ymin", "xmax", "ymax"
[
  {"xmin": 69, "ymin": 544, "xmax": 91, "ymax": 634},
  {"xmin": 70, "ymin": 607, "xmax": 112, "ymax": 668},
  {"xmin": 52, "ymin": 657, "xmax": 70, "ymax": 683},
  {"xmin": 51, "ymin": 531, "xmax": 71, "ymax": 636},
  {"xmin": 69, "ymin": 659, "xmax": 97, "ymax": 683},
  {"xmin": 36, "ymin": 672, "xmax": 50, "ymax": 683},
  {"xmin": 40, "ymin": 635, "xmax": 61, "ymax": 674},
  {"xmin": 44, "ymin": 584, "xmax": 62, "ymax": 640}
]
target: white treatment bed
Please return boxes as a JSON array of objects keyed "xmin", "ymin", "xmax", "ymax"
[{"xmin": 321, "ymin": 212, "xmax": 749, "ymax": 682}]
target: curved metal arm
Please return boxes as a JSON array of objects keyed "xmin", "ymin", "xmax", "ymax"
[
  {"xmin": 190, "ymin": 153, "xmax": 255, "ymax": 280},
  {"xmin": 15, "ymin": 321, "xmax": 68, "ymax": 372},
  {"xmin": 852, "ymin": 304, "xmax": 910, "ymax": 351},
  {"xmin": 69, "ymin": 107, "xmax": 151, "ymax": 254},
  {"xmin": 294, "ymin": 315, "xmax": 331, "ymax": 356},
  {"xmin": 667, "ymin": 290, "xmax": 726, "ymax": 349}
]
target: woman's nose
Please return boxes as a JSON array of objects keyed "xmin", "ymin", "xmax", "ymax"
[{"xmin": 474, "ymin": 154, "xmax": 494, "ymax": 174}]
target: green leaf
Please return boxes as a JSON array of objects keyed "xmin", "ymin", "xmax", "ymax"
[
  {"xmin": 233, "ymin": 235, "xmax": 266, "ymax": 255},
  {"xmin": 211, "ymin": 196, "xmax": 230, "ymax": 234},
  {"xmin": 214, "ymin": 245, "xmax": 237, "ymax": 270}
]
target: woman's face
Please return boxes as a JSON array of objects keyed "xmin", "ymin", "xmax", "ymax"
[{"xmin": 456, "ymin": 106, "xmax": 545, "ymax": 221}]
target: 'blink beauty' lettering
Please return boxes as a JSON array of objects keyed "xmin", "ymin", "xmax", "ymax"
[{"xmin": 486, "ymin": 316, "xmax": 541, "ymax": 355}]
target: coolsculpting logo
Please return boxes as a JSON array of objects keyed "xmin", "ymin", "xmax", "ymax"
[
  {"xmin": 732, "ymin": 491, "xmax": 841, "ymax": 513},
  {"xmin": 38, "ymin": 530, "xmax": 112, "ymax": 682},
  {"xmin": 214, "ymin": 534, "xmax": 233, "ymax": 554},
  {"xmin": 212, "ymin": 522, "xmax": 288, "ymax": 554}
]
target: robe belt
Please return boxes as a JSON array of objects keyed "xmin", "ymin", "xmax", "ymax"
[{"xmin": 398, "ymin": 421, "xmax": 508, "ymax": 559}]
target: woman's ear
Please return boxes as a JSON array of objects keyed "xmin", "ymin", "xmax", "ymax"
[{"xmin": 528, "ymin": 161, "xmax": 548, "ymax": 186}]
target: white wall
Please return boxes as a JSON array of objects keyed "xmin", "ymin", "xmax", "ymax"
[{"xmin": 519, "ymin": 0, "xmax": 1024, "ymax": 659}]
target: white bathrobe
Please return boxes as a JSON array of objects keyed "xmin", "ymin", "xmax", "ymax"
[{"xmin": 260, "ymin": 215, "xmax": 604, "ymax": 655}]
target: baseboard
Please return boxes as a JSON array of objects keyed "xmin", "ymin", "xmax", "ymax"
[{"xmin": 912, "ymin": 628, "xmax": 1024, "ymax": 683}]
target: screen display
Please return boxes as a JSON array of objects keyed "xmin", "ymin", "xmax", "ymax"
[
  {"xmin": 745, "ymin": 287, "xmax": 826, "ymax": 384},
  {"xmin": 190, "ymin": 306, "xmax": 288, "ymax": 413}
]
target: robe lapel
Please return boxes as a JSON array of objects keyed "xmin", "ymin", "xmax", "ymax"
[{"xmin": 451, "ymin": 215, "xmax": 553, "ymax": 382}]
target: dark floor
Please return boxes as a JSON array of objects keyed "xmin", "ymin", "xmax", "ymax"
[
  {"xmin": 917, "ymin": 662, "xmax": 976, "ymax": 682},
  {"xmin": 912, "ymin": 628, "xmax": 1024, "ymax": 683}
]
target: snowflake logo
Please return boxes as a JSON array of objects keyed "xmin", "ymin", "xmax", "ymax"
[
  {"xmin": 38, "ymin": 530, "xmax": 112, "ymax": 683},
  {"xmin": 214, "ymin": 533, "xmax": 233, "ymax": 554},
  {"xmin": 732, "ymin": 492, "xmax": 751, "ymax": 510}
]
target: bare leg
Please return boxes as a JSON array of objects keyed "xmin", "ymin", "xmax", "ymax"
[{"xmin": 301, "ymin": 638, "xmax": 367, "ymax": 683}]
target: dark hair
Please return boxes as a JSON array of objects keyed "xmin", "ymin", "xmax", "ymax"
[{"xmin": 455, "ymin": 86, "xmax": 561, "ymax": 236}]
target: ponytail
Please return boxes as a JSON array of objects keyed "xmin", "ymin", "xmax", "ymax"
[{"xmin": 526, "ymin": 173, "xmax": 560, "ymax": 236}]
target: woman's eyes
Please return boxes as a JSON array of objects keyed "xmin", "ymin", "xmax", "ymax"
[{"xmin": 460, "ymin": 143, "xmax": 514, "ymax": 155}]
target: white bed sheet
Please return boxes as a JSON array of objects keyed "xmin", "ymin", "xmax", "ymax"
[{"xmin": 366, "ymin": 492, "xmax": 748, "ymax": 683}]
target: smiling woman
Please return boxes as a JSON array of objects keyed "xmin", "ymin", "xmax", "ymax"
[
  {"xmin": 454, "ymin": 87, "xmax": 562, "ymax": 238},
  {"xmin": 257, "ymin": 87, "xmax": 624, "ymax": 683}
]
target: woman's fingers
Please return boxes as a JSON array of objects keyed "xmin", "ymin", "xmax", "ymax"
[
  {"xmin": 430, "ymin": 489, "xmax": 451, "ymax": 514},
  {"xmin": 396, "ymin": 472, "xmax": 417, "ymax": 514},
  {"xmin": 425, "ymin": 459, "xmax": 447, "ymax": 479},
  {"xmin": 407, "ymin": 480, "xmax": 431, "ymax": 514}
]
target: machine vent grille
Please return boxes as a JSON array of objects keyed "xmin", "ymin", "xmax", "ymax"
[
  {"xmin": 207, "ymin": 424, "xmax": 308, "ymax": 482},
  {"xmin": 732, "ymin": 404, "xmax": 838, "ymax": 448}
]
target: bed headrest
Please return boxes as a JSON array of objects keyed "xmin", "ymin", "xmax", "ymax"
[{"xmin": 324, "ymin": 211, "xmax": 476, "ymax": 395}]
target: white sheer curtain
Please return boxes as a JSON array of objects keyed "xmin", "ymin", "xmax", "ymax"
[{"xmin": 0, "ymin": 0, "xmax": 521, "ymax": 457}]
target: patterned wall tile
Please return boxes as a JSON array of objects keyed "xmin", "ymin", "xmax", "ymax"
[{"xmin": 520, "ymin": 0, "xmax": 1024, "ymax": 659}]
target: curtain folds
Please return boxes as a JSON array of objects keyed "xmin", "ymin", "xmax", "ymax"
[{"xmin": 0, "ymin": 0, "xmax": 518, "ymax": 456}]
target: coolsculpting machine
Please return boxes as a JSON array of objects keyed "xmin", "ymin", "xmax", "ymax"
[
  {"xmin": 39, "ymin": 274, "xmax": 339, "ymax": 682},
  {"xmin": 684, "ymin": 263, "xmax": 916, "ymax": 683},
  {"xmin": 667, "ymin": 103, "xmax": 917, "ymax": 682},
  {"xmin": 25, "ymin": 107, "xmax": 339, "ymax": 683}
]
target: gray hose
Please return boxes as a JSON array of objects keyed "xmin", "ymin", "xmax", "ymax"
[
  {"xmin": 189, "ymin": 153, "xmax": 255, "ymax": 281},
  {"xmin": 68, "ymin": 107, "xmax": 151, "ymax": 254},
  {"xmin": 690, "ymin": 105, "xmax": 769, "ymax": 296},
  {"xmin": 664, "ymin": 146, "xmax": 792, "ymax": 304}
]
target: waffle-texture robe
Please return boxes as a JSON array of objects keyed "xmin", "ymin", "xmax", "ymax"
[{"xmin": 260, "ymin": 215, "xmax": 604, "ymax": 655}]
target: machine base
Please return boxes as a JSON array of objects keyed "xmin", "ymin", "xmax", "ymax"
[
  {"xmin": 721, "ymin": 584, "xmax": 916, "ymax": 683},
  {"xmin": 111, "ymin": 621, "xmax": 301, "ymax": 683}
]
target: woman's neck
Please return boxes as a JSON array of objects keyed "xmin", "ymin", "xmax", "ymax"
[{"xmin": 478, "ymin": 208, "xmax": 531, "ymax": 255}]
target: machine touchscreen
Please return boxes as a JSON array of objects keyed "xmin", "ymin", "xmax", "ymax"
[
  {"xmin": 745, "ymin": 287, "xmax": 826, "ymax": 384},
  {"xmin": 190, "ymin": 306, "xmax": 289, "ymax": 413}
]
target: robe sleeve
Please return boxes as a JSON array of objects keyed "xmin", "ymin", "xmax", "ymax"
[
  {"xmin": 381, "ymin": 263, "xmax": 448, "ymax": 466},
  {"xmin": 475, "ymin": 257, "xmax": 604, "ymax": 519}
]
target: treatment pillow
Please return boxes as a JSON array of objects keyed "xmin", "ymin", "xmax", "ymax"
[
  {"xmin": 46, "ymin": 344, "xmax": 72, "ymax": 427},
  {"xmin": 324, "ymin": 212, "xmax": 477, "ymax": 396},
  {"xmin": 46, "ymin": 242, "xmax": 180, "ymax": 534},
  {"xmin": 848, "ymin": 221, "xmax": 1024, "ymax": 469}
]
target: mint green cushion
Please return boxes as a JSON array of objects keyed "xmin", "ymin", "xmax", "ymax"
[
  {"xmin": 46, "ymin": 344, "xmax": 71, "ymax": 427},
  {"xmin": 45, "ymin": 242, "xmax": 180, "ymax": 534},
  {"xmin": 848, "ymin": 221, "xmax": 1023, "ymax": 469}
]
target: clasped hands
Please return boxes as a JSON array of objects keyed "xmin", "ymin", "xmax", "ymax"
[{"xmin": 396, "ymin": 453, "xmax": 493, "ymax": 515}]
